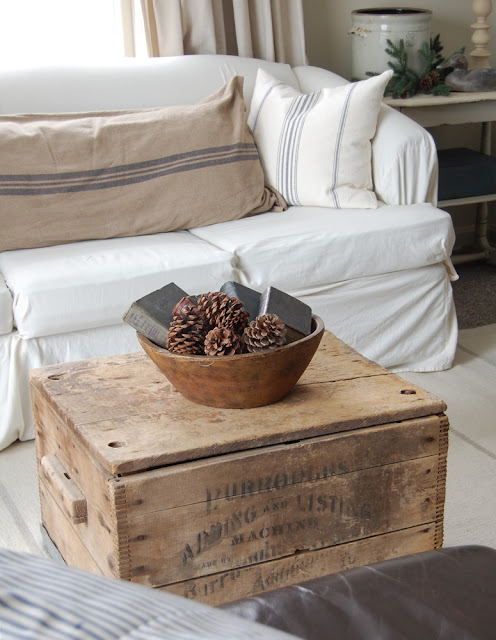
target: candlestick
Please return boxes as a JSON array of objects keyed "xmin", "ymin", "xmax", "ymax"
[{"xmin": 470, "ymin": 0, "xmax": 493, "ymax": 68}]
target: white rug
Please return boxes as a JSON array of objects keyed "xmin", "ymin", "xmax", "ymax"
[{"xmin": 1, "ymin": 324, "xmax": 496, "ymax": 558}]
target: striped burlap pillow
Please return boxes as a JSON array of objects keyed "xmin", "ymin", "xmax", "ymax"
[{"xmin": 0, "ymin": 76, "xmax": 281, "ymax": 252}]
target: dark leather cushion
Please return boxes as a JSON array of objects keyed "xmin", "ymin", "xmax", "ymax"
[
  {"xmin": 220, "ymin": 545, "xmax": 496, "ymax": 640},
  {"xmin": 438, "ymin": 147, "xmax": 496, "ymax": 200}
]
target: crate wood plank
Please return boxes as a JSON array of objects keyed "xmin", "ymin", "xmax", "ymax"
[
  {"xmin": 39, "ymin": 481, "xmax": 104, "ymax": 577},
  {"xmin": 33, "ymin": 384, "xmax": 113, "ymax": 516},
  {"xmin": 27, "ymin": 331, "xmax": 402, "ymax": 428},
  {"xmin": 162, "ymin": 523, "xmax": 437, "ymax": 606},
  {"xmin": 40, "ymin": 455, "xmax": 87, "ymax": 524},
  {"xmin": 29, "ymin": 332, "xmax": 389, "ymax": 430},
  {"xmin": 30, "ymin": 333, "xmax": 446, "ymax": 475},
  {"xmin": 79, "ymin": 375, "xmax": 445, "ymax": 475},
  {"xmin": 33, "ymin": 386, "xmax": 127, "ymax": 579},
  {"xmin": 123, "ymin": 456, "xmax": 438, "ymax": 586},
  {"xmin": 39, "ymin": 473, "xmax": 122, "ymax": 579},
  {"xmin": 118, "ymin": 415, "xmax": 444, "ymax": 513}
]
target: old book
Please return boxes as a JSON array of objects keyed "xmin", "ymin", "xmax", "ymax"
[
  {"xmin": 123, "ymin": 282, "xmax": 188, "ymax": 348},
  {"xmin": 220, "ymin": 281, "xmax": 261, "ymax": 321},
  {"xmin": 259, "ymin": 286, "xmax": 312, "ymax": 335}
]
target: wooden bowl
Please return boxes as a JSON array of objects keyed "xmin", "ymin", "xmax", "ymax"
[{"xmin": 137, "ymin": 315, "xmax": 324, "ymax": 409}]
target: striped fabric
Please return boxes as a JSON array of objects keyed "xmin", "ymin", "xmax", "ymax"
[
  {"xmin": 248, "ymin": 68, "xmax": 393, "ymax": 209},
  {"xmin": 0, "ymin": 549, "xmax": 297, "ymax": 639},
  {"xmin": 329, "ymin": 83, "xmax": 356, "ymax": 208},
  {"xmin": 0, "ymin": 76, "xmax": 276, "ymax": 252},
  {"xmin": 276, "ymin": 91, "xmax": 321, "ymax": 205},
  {"xmin": 0, "ymin": 143, "xmax": 259, "ymax": 197}
]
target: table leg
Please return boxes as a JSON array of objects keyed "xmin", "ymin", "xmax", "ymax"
[
  {"xmin": 481, "ymin": 121, "xmax": 492, "ymax": 155},
  {"xmin": 472, "ymin": 122, "xmax": 496, "ymax": 263}
]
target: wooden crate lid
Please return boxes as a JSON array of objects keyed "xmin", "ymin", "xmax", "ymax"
[{"xmin": 30, "ymin": 332, "xmax": 446, "ymax": 476}]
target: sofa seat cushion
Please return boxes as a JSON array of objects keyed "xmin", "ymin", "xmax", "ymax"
[
  {"xmin": 0, "ymin": 273, "xmax": 13, "ymax": 335},
  {"xmin": 0, "ymin": 232, "xmax": 235, "ymax": 339},
  {"xmin": 189, "ymin": 203, "xmax": 456, "ymax": 292}
]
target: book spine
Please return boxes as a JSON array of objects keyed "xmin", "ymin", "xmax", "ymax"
[{"xmin": 123, "ymin": 305, "xmax": 169, "ymax": 349}]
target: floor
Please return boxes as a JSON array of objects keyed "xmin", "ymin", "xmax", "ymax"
[{"xmin": 401, "ymin": 323, "xmax": 496, "ymax": 549}]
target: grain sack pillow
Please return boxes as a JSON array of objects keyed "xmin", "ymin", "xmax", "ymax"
[
  {"xmin": 0, "ymin": 76, "xmax": 283, "ymax": 252},
  {"xmin": 248, "ymin": 68, "xmax": 393, "ymax": 209}
]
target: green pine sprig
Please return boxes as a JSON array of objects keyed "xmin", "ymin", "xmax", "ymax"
[
  {"xmin": 429, "ymin": 34, "xmax": 445, "ymax": 70},
  {"xmin": 384, "ymin": 38, "xmax": 421, "ymax": 98},
  {"xmin": 366, "ymin": 34, "xmax": 455, "ymax": 98},
  {"xmin": 418, "ymin": 38, "xmax": 443, "ymax": 76}
]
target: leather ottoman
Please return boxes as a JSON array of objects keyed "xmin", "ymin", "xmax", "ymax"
[{"xmin": 221, "ymin": 545, "xmax": 496, "ymax": 639}]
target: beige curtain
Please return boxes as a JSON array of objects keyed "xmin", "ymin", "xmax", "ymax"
[{"xmin": 140, "ymin": 0, "xmax": 307, "ymax": 66}]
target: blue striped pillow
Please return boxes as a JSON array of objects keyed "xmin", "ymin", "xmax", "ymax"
[
  {"xmin": 248, "ymin": 69, "xmax": 393, "ymax": 209},
  {"xmin": 0, "ymin": 549, "xmax": 295, "ymax": 639}
]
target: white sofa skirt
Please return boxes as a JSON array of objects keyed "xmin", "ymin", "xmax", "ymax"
[
  {"xmin": 297, "ymin": 263, "xmax": 458, "ymax": 372},
  {"xmin": 0, "ymin": 263, "xmax": 457, "ymax": 450}
]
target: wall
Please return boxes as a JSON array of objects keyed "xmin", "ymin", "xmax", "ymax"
[
  {"xmin": 303, "ymin": 0, "xmax": 495, "ymax": 79},
  {"xmin": 302, "ymin": 0, "xmax": 496, "ymax": 250}
]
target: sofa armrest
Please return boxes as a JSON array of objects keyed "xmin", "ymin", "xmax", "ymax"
[
  {"xmin": 0, "ymin": 270, "xmax": 13, "ymax": 335},
  {"xmin": 373, "ymin": 104, "xmax": 438, "ymax": 205},
  {"xmin": 293, "ymin": 65, "xmax": 439, "ymax": 206}
]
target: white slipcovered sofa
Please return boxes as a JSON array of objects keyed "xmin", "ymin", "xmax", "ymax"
[{"xmin": 0, "ymin": 54, "xmax": 457, "ymax": 451}]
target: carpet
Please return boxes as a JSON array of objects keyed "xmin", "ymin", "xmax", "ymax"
[{"xmin": 453, "ymin": 260, "xmax": 496, "ymax": 329}]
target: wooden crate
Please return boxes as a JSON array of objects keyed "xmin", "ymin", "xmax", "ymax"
[{"xmin": 31, "ymin": 331, "xmax": 449, "ymax": 606}]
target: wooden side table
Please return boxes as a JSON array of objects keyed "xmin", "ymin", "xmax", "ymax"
[
  {"xmin": 31, "ymin": 331, "xmax": 449, "ymax": 605},
  {"xmin": 385, "ymin": 91, "xmax": 496, "ymax": 264}
]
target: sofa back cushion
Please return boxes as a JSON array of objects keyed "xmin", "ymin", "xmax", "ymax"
[
  {"xmin": 0, "ymin": 76, "xmax": 281, "ymax": 252},
  {"xmin": 0, "ymin": 55, "xmax": 299, "ymax": 114}
]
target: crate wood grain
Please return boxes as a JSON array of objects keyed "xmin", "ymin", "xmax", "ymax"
[
  {"xmin": 164, "ymin": 523, "xmax": 438, "ymax": 605},
  {"xmin": 32, "ymin": 330, "xmax": 449, "ymax": 605}
]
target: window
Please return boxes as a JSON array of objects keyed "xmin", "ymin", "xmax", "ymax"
[{"xmin": 0, "ymin": 0, "xmax": 147, "ymax": 67}]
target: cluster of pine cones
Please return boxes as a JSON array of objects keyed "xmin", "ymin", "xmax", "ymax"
[
  {"xmin": 166, "ymin": 292, "xmax": 287, "ymax": 356},
  {"xmin": 418, "ymin": 69, "xmax": 441, "ymax": 92}
]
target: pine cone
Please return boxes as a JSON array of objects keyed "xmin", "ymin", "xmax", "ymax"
[
  {"xmin": 243, "ymin": 314, "xmax": 287, "ymax": 353},
  {"xmin": 166, "ymin": 316, "xmax": 205, "ymax": 355},
  {"xmin": 419, "ymin": 70, "xmax": 440, "ymax": 91},
  {"xmin": 169, "ymin": 297, "xmax": 207, "ymax": 353},
  {"xmin": 218, "ymin": 296, "xmax": 250, "ymax": 334},
  {"xmin": 197, "ymin": 292, "xmax": 249, "ymax": 334},
  {"xmin": 204, "ymin": 327, "xmax": 243, "ymax": 356},
  {"xmin": 172, "ymin": 296, "xmax": 199, "ymax": 321}
]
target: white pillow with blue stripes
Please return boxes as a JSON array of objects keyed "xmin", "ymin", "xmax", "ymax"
[{"xmin": 248, "ymin": 68, "xmax": 393, "ymax": 209}]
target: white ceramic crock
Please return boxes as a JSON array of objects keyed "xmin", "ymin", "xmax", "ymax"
[{"xmin": 350, "ymin": 8, "xmax": 432, "ymax": 80}]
